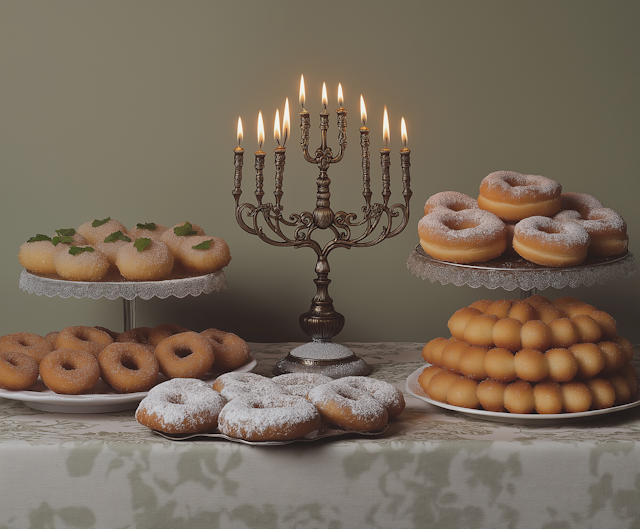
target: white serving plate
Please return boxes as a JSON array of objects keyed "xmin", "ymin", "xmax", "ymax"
[
  {"xmin": 406, "ymin": 365, "xmax": 640, "ymax": 426},
  {"xmin": 0, "ymin": 356, "xmax": 257, "ymax": 413}
]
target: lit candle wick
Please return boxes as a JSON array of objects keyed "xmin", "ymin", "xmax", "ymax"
[
  {"xmin": 299, "ymin": 74, "xmax": 306, "ymax": 110},
  {"xmin": 237, "ymin": 117, "xmax": 243, "ymax": 147},
  {"xmin": 257, "ymin": 111, "xmax": 264, "ymax": 151},
  {"xmin": 401, "ymin": 117, "xmax": 408, "ymax": 148},
  {"xmin": 383, "ymin": 106, "xmax": 390, "ymax": 148},
  {"xmin": 360, "ymin": 95, "xmax": 367, "ymax": 127},
  {"xmin": 283, "ymin": 98, "xmax": 290, "ymax": 147},
  {"xmin": 322, "ymin": 82, "xmax": 328, "ymax": 112},
  {"xmin": 338, "ymin": 83, "xmax": 344, "ymax": 108},
  {"xmin": 274, "ymin": 109, "xmax": 281, "ymax": 147}
]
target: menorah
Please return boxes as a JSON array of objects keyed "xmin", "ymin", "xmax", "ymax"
[{"xmin": 233, "ymin": 78, "xmax": 412, "ymax": 376}]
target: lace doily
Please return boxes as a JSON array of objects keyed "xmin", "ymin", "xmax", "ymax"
[
  {"xmin": 19, "ymin": 269, "xmax": 227, "ymax": 301},
  {"xmin": 407, "ymin": 246, "xmax": 637, "ymax": 291}
]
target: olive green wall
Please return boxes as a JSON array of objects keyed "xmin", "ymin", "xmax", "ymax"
[{"xmin": 2, "ymin": 1, "xmax": 639, "ymax": 345}]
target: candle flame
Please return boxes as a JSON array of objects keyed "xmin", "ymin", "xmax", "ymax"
[
  {"xmin": 274, "ymin": 109, "xmax": 280, "ymax": 145},
  {"xmin": 322, "ymin": 82, "xmax": 328, "ymax": 110},
  {"xmin": 257, "ymin": 111, "xmax": 264, "ymax": 149},
  {"xmin": 237, "ymin": 117, "xmax": 243, "ymax": 145},
  {"xmin": 338, "ymin": 83, "xmax": 343, "ymax": 107},
  {"xmin": 383, "ymin": 106, "xmax": 390, "ymax": 146},
  {"xmin": 299, "ymin": 74, "xmax": 305, "ymax": 109},
  {"xmin": 401, "ymin": 117, "xmax": 407, "ymax": 147},
  {"xmin": 360, "ymin": 95, "xmax": 367, "ymax": 126},
  {"xmin": 283, "ymin": 98, "xmax": 290, "ymax": 146}
]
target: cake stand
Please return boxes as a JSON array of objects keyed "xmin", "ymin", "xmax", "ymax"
[{"xmin": 19, "ymin": 268, "xmax": 228, "ymax": 331}]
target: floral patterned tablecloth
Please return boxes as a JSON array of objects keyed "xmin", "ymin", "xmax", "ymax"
[{"xmin": 1, "ymin": 342, "xmax": 639, "ymax": 529}]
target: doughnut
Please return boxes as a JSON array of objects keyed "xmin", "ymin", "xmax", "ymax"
[
  {"xmin": 271, "ymin": 373, "xmax": 333, "ymax": 398},
  {"xmin": 417, "ymin": 365, "xmax": 443, "ymax": 391},
  {"xmin": 423, "ymin": 370, "xmax": 462, "ymax": 403},
  {"xmin": 212, "ymin": 372, "xmax": 281, "ymax": 400},
  {"xmin": 554, "ymin": 207, "xmax": 628, "ymax": 257},
  {"xmin": 503, "ymin": 221, "xmax": 517, "ymax": 254},
  {"xmin": 492, "ymin": 317, "xmax": 523, "ymax": 351},
  {"xmin": 200, "ymin": 329, "xmax": 250, "ymax": 371},
  {"xmin": 457, "ymin": 345, "xmax": 489, "ymax": 380},
  {"xmin": 94, "ymin": 326, "xmax": 119, "ymax": 341},
  {"xmin": 176, "ymin": 235, "xmax": 232, "ymax": 274},
  {"xmin": 597, "ymin": 341, "xmax": 626, "ymax": 375},
  {"xmin": 462, "ymin": 314, "xmax": 499, "ymax": 347},
  {"xmin": 477, "ymin": 171, "xmax": 562, "ymax": 221},
  {"xmin": 512, "ymin": 216, "xmax": 590, "ymax": 267},
  {"xmin": 77, "ymin": 218, "xmax": 128, "ymax": 246},
  {"xmin": 533, "ymin": 381, "xmax": 563, "ymax": 414},
  {"xmin": 586, "ymin": 378, "xmax": 616, "ymax": 410},
  {"xmin": 545, "ymin": 348, "xmax": 579, "ymax": 382},
  {"xmin": 445, "ymin": 377, "xmax": 480, "ymax": 409},
  {"xmin": 423, "ymin": 191, "xmax": 478, "ymax": 215},
  {"xmin": 53, "ymin": 244, "xmax": 109, "ymax": 281},
  {"xmin": 0, "ymin": 332, "xmax": 52, "ymax": 364},
  {"xmin": 441, "ymin": 338, "xmax": 470, "ymax": 372},
  {"xmin": 513, "ymin": 348, "xmax": 549, "ymax": 382},
  {"xmin": 333, "ymin": 376, "xmax": 406, "ymax": 418},
  {"xmin": 94, "ymin": 231, "xmax": 132, "ymax": 267},
  {"xmin": 570, "ymin": 315, "xmax": 603, "ymax": 344},
  {"xmin": 476, "ymin": 379, "xmax": 508, "ymax": 412},
  {"xmin": 484, "ymin": 299, "xmax": 514, "ymax": 319},
  {"xmin": 507, "ymin": 300, "xmax": 539, "ymax": 324},
  {"xmin": 0, "ymin": 351, "xmax": 39, "ymax": 390},
  {"xmin": 115, "ymin": 238, "xmax": 174, "ymax": 281},
  {"xmin": 422, "ymin": 337, "xmax": 449, "ymax": 364},
  {"xmin": 135, "ymin": 378, "xmax": 227, "ymax": 434},
  {"xmin": 18, "ymin": 236, "xmax": 57, "ymax": 274},
  {"xmin": 619, "ymin": 363, "xmax": 638, "ymax": 396},
  {"xmin": 418, "ymin": 208, "xmax": 507, "ymax": 264},
  {"xmin": 98, "ymin": 343, "xmax": 159, "ymax": 393},
  {"xmin": 560, "ymin": 381, "xmax": 592, "ymax": 413},
  {"xmin": 548, "ymin": 318, "xmax": 581, "ymax": 348},
  {"xmin": 160, "ymin": 221, "xmax": 206, "ymax": 256},
  {"xmin": 588, "ymin": 310, "xmax": 617, "ymax": 340},
  {"xmin": 55, "ymin": 326, "xmax": 114, "ymax": 358},
  {"xmin": 559, "ymin": 192, "xmax": 604, "ymax": 216},
  {"xmin": 503, "ymin": 380, "xmax": 535, "ymax": 414},
  {"xmin": 39, "ymin": 349, "xmax": 101, "ymax": 394},
  {"xmin": 447, "ymin": 307, "xmax": 482, "ymax": 340},
  {"xmin": 606, "ymin": 375, "xmax": 632, "ymax": 405},
  {"xmin": 307, "ymin": 381, "xmax": 388, "ymax": 431},
  {"xmin": 154, "ymin": 332, "xmax": 215, "ymax": 379},
  {"xmin": 569, "ymin": 343, "xmax": 605, "ymax": 379},
  {"xmin": 128, "ymin": 222, "xmax": 168, "ymax": 241},
  {"xmin": 115, "ymin": 327, "xmax": 157, "ymax": 350},
  {"xmin": 484, "ymin": 348, "xmax": 517, "ymax": 383},
  {"xmin": 153, "ymin": 324, "xmax": 191, "ymax": 342},
  {"xmin": 612, "ymin": 336, "xmax": 634, "ymax": 363},
  {"xmin": 44, "ymin": 332, "xmax": 59, "ymax": 349},
  {"xmin": 520, "ymin": 320, "xmax": 553, "ymax": 351},
  {"xmin": 218, "ymin": 393, "xmax": 321, "ymax": 441}
]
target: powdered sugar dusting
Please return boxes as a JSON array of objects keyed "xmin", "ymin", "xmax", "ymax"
[
  {"xmin": 515, "ymin": 216, "xmax": 590, "ymax": 250},
  {"xmin": 480, "ymin": 171, "xmax": 561, "ymax": 201}
]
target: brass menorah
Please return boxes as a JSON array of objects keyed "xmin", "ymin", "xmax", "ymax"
[{"xmin": 233, "ymin": 78, "xmax": 412, "ymax": 376}]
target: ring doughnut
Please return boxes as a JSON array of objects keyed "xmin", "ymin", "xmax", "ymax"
[
  {"xmin": 39, "ymin": 349, "xmax": 101, "ymax": 394},
  {"xmin": 558, "ymin": 192, "xmax": 603, "ymax": 216},
  {"xmin": 154, "ymin": 332, "xmax": 215, "ymax": 379},
  {"xmin": 0, "ymin": 351, "xmax": 39, "ymax": 390},
  {"xmin": 0, "ymin": 332, "xmax": 53, "ymax": 364},
  {"xmin": 98, "ymin": 343, "xmax": 159, "ymax": 393},
  {"xmin": 136, "ymin": 378, "xmax": 227, "ymax": 434},
  {"xmin": 116, "ymin": 327, "xmax": 157, "ymax": 350},
  {"xmin": 212, "ymin": 372, "xmax": 282, "ymax": 400},
  {"xmin": 307, "ymin": 381, "xmax": 389, "ymax": 431},
  {"xmin": 423, "ymin": 191, "xmax": 478, "ymax": 215},
  {"xmin": 217, "ymin": 393, "xmax": 321, "ymax": 441},
  {"xmin": 200, "ymin": 329, "xmax": 250, "ymax": 371},
  {"xmin": 333, "ymin": 376, "xmax": 406, "ymax": 418},
  {"xmin": 271, "ymin": 373, "xmax": 333, "ymax": 398},
  {"xmin": 477, "ymin": 171, "xmax": 562, "ymax": 221},
  {"xmin": 418, "ymin": 208, "xmax": 506, "ymax": 264},
  {"xmin": 554, "ymin": 207, "xmax": 628, "ymax": 257},
  {"xmin": 55, "ymin": 326, "xmax": 114, "ymax": 358},
  {"xmin": 153, "ymin": 324, "xmax": 191, "ymax": 342}
]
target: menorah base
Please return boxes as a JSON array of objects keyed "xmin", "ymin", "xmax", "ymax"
[{"xmin": 272, "ymin": 341, "xmax": 370, "ymax": 378}]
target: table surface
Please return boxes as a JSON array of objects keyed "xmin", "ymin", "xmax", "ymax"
[{"xmin": 2, "ymin": 342, "xmax": 639, "ymax": 529}]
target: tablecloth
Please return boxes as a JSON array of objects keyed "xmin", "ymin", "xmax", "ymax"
[{"xmin": 1, "ymin": 342, "xmax": 639, "ymax": 529}]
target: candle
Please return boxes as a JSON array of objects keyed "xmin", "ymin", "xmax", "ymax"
[
  {"xmin": 274, "ymin": 109, "xmax": 281, "ymax": 146},
  {"xmin": 274, "ymin": 104, "xmax": 287, "ymax": 208},
  {"xmin": 338, "ymin": 83, "xmax": 344, "ymax": 109},
  {"xmin": 237, "ymin": 116, "xmax": 243, "ymax": 146},
  {"xmin": 299, "ymin": 74, "xmax": 306, "ymax": 110},
  {"xmin": 300, "ymin": 77, "xmax": 311, "ymax": 155},
  {"xmin": 400, "ymin": 117, "xmax": 412, "ymax": 199},
  {"xmin": 283, "ymin": 98, "xmax": 290, "ymax": 147},
  {"xmin": 380, "ymin": 106, "xmax": 391, "ymax": 204},
  {"xmin": 322, "ymin": 82, "xmax": 328, "ymax": 112},
  {"xmin": 233, "ymin": 117, "xmax": 245, "ymax": 198},
  {"xmin": 360, "ymin": 95, "xmax": 367, "ymax": 127},
  {"xmin": 255, "ymin": 111, "xmax": 266, "ymax": 204},
  {"xmin": 359, "ymin": 95, "xmax": 371, "ymax": 206},
  {"xmin": 257, "ymin": 111, "xmax": 265, "ymax": 151},
  {"xmin": 383, "ymin": 106, "xmax": 390, "ymax": 148}
]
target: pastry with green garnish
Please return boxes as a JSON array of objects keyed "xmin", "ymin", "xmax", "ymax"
[
  {"xmin": 77, "ymin": 218, "xmax": 128, "ymax": 246},
  {"xmin": 176, "ymin": 235, "xmax": 232, "ymax": 274},
  {"xmin": 115, "ymin": 239, "xmax": 174, "ymax": 281},
  {"xmin": 129, "ymin": 222, "xmax": 168, "ymax": 241},
  {"xmin": 95, "ymin": 231, "xmax": 133, "ymax": 267},
  {"xmin": 18, "ymin": 236, "xmax": 57, "ymax": 275},
  {"xmin": 53, "ymin": 245, "xmax": 109, "ymax": 281},
  {"xmin": 160, "ymin": 221, "xmax": 205, "ymax": 256}
]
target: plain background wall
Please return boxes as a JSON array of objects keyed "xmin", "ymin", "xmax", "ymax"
[{"xmin": 1, "ymin": 0, "xmax": 639, "ymax": 346}]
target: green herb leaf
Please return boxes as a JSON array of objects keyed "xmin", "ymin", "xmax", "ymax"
[
  {"xmin": 69, "ymin": 246, "xmax": 95, "ymax": 256},
  {"xmin": 55, "ymin": 228, "xmax": 76, "ymax": 237},
  {"xmin": 173, "ymin": 222, "xmax": 197, "ymax": 236},
  {"xmin": 104, "ymin": 231, "xmax": 132, "ymax": 243},
  {"xmin": 134, "ymin": 238, "xmax": 152, "ymax": 252},
  {"xmin": 92, "ymin": 217, "xmax": 111, "ymax": 228},
  {"xmin": 135, "ymin": 222, "xmax": 157, "ymax": 231},
  {"xmin": 192, "ymin": 239, "xmax": 214, "ymax": 250},
  {"xmin": 27, "ymin": 234, "xmax": 52, "ymax": 243},
  {"xmin": 52, "ymin": 235, "xmax": 74, "ymax": 246}
]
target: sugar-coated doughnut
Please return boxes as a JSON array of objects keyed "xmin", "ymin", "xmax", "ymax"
[
  {"xmin": 560, "ymin": 381, "xmax": 592, "ymax": 413},
  {"xmin": 476, "ymin": 379, "xmax": 508, "ymax": 412},
  {"xmin": 445, "ymin": 377, "xmax": 480, "ymax": 409},
  {"xmin": 606, "ymin": 375, "xmax": 632, "ymax": 405},
  {"xmin": 423, "ymin": 191, "xmax": 478, "ymax": 215},
  {"xmin": 0, "ymin": 351, "xmax": 39, "ymax": 390},
  {"xmin": 160, "ymin": 221, "xmax": 206, "ymax": 256},
  {"xmin": 77, "ymin": 218, "xmax": 128, "ymax": 246},
  {"xmin": 418, "ymin": 208, "xmax": 507, "ymax": 264},
  {"xmin": 18, "ymin": 237, "xmax": 58, "ymax": 275},
  {"xmin": 176, "ymin": 235, "xmax": 232, "ymax": 274},
  {"xmin": 484, "ymin": 299, "xmax": 513, "ymax": 319},
  {"xmin": 492, "ymin": 317, "xmax": 523, "ymax": 352},
  {"xmin": 441, "ymin": 338, "xmax": 470, "ymax": 372},
  {"xmin": 612, "ymin": 336, "xmax": 634, "ymax": 363},
  {"xmin": 212, "ymin": 372, "xmax": 281, "ymax": 400},
  {"xmin": 513, "ymin": 348, "xmax": 549, "ymax": 382},
  {"xmin": 154, "ymin": 332, "xmax": 215, "ymax": 379},
  {"xmin": 545, "ymin": 348, "xmax": 579, "ymax": 382},
  {"xmin": 334, "ymin": 376, "xmax": 406, "ymax": 418},
  {"xmin": 619, "ymin": 363, "xmax": 638, "ymax": 396},
  {"xmin": 457, "ymin": 345, "xmax": 489, "ymax": 380},
  {"xmin": 44, "ymin": 332, "xmax": 59, "ymax": 350},
  {"xmin": 136, "ymin": 378, "xmax": 227, "ymax": 434},
  {"xmin": 218, "ymin": 393, "xmax": 321, "ymax": 441},
  {"xmin": 484, "ymin": 348, "xmax": 517, "ymax": 383},
  {"xmin": 95, "ymin": 231, "xmax": 132, "ymax": 267},
  {"xmin": 597, "ymin": 341, "xmax": 626, "ymax": 375},
  {"xmin": 39, "ymin": 349, "xmax": 101, "ymax": 394},
  {"xmin": 115, "ymin": 238, "xmax": 174, "ymax": 281},
  {"xmin": 533, "ymin": 381, "xmax": 563, "ymax": 414},
  {"xmin": 586, "ymin": 378, "xmax": 616, "ymax": 410},
  {"xmin": 570, "ymin": 315, "xmax": 603, "ymax": 344},
  {"xmin": 569, "ymin": 343, "xmax": 605, "ymax": 379},
  {"xmin": 548, "ymin": 318, "xmax": 581, "ymax": 349},
  {"xmin": 271, "ymin": 373, "xmax": 333, "ymax": 398},
  {"xmin": 417, "ymin": 365, "xmax": 443, "ymax": 392},
  {"xmin": 477, "ymin": 171, "xmax": 562, "ymax": 221},
  {"xmin": 559, "ymin": 192, "xmax": 604, "ymax": 216},
  {"xmin": 153, "ymin": 324, "xmax": 191, "ymax": 342},
  {"xmin": 98, "ymin": 343, "xmax": 159, "ymax": 393},
  {"xmin": 307, "ymin": 382, "xmax": 388, "ymax": 431},
  {"xmin": 424, "ymin": 370, "xmax": 463, "ymax": 403},
  {"xmin": 503, "ymin": 380, "xmax": 535, "ymax": 414},
  {"xmin": 0, "ymin": 332, "xmax": 52, "ymax": 364},
  {"xmin": 507, "ymin": 300, "xmax": 539, "ymax": 324},
  {"xmin": 55, "ymin": 326, "xmax": 114, "ymax": 358},
  {"xmin": 53, "ymin": 245, "xmax": 109, "ymax": 281},
  {"xmin": 200, "ymin": 329, "xmax": 250, "ymax": 371},
  {"xmin": 422, "ymin": 337, "xmax": 450, "ymax": 363},
  {"xmin": 513, "ymin": 216, "xmax": 590, "ymax": 267},
  {"xmin": 463, "ymin": 314, "xmax": 499, "ymax": 347},
  {"xmin": 115, "ymin": 327, "xmax": 158, "ymax": 350},
  {"xmin": 447, "ymin": 307, "xmax": 482, "ymax": 340},
  {"xmin": 554, "ymin": 207, "xmax": 628, "ymax": 257},
  {"xmin": 128, "ymin": 222, "xmax": 168, "ymax": 241},
  {"xmin": 94, "ymin": 326, "xmax": 119, "ymax": 341}
]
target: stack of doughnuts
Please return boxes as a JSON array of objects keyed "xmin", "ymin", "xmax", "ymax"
[
  {"xmin": 18, "ymin": 219, "xmax": 231, "ymax": 281},
  {"xmin": 136, "ymin": 372, "xmax": 405, "ymax": 441},
  {"xmin": 0, "ymin": 324, "xmax": 250, "ymax": 395},
  {"xmin": 418, "ymin": 171, "xmax": 628, "ymax": 266},
  {"xmin": 419, "ymin": 295, "xmax": 637, "ymax": 414}
]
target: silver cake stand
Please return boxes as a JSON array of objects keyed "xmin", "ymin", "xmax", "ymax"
[{"xmin": 19, "ymin": 269, "xmax": 227, "ymax": 331}]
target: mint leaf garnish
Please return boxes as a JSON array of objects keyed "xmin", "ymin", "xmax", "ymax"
[
  {"xmin": 136, "ymin": 222, "xmax": 157, "ymax": 231},
  {"xmin": 92, "ymin": 217, "xmax": 110, "ymax": 228},
  {"xmin": 52, "ymin": 235, "xmax": 74, "ymax": 246},
  {"xmin": 104, "ymin": 231, "xmax": 131, "ymax": 243},
  {"xmin": 174, "ymin": 222, "xmax": 197, "ymax": 236},
  {"xmin": 192, "ymin": 239, "xmax": 214, "ymax": 250},
  {"xmin": 134, "ymin": 238, "xmax": 152, "ymax": 252},
  {"xmin": 69, "ymin": 246, "xmax": 95, "ymax": 256},
  {"xmin": 55, "ymin": 228, "xmax": 76, "ymax": 237},
  {"xmin": 27, "ymin": 234, "xmax": 51, "ymax": 243}
]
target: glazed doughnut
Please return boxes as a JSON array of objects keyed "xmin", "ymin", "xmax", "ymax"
[
  {"xmin": 271, "ymin": 373, "xmax": 333, "ymax": 398},
  {"xmin": 39, "ymin": 349, "xmax": 100, "ymax": 394},
  {"xmin": 477, "ymin": 171, "xmax": 562, "ymax": 221},
  {"xmin": 160, "ymin": 221, "xmax": 206, "ymax": 256},
  {"xmin": 128, "ymin": 222, "xmax": 168, "ymax": 241},
  {"xmin": 77, "ymin": 218, "xmax": 128, "ymax": 246},
  {"xmin": 532, "ymin": 381, "xmax": 563, "ymax": 414},
  {"xmin": 200, "ymin": 329, "xmax": 250, "ymax": 371},
  {"xmin": 218, "ymin": 393, "xmax": 321, "ymax": 441},
  {"xmin": 559, "ymin": 192, "xmax": 604, "ymax": 217},
  {"xmin": 176, "ymin": 236, "xmax": 232, "ymax": 274},
  {"xmin": 212, "ymin": 372, "xmax": 281, "ymax": 400},
  {"xmin": 0, "ymin": 351, "xmax": 39, "ymax": 390},
  {"xmin": 136, "ymin": 378, "xmax": 227, "ymax": 434},
  {"xmin": 512, "ymin": 216, "xmax": 590, "ymax": 267},
  {"xmin": 554, "ymin": 207, "xmax": 628, "ymax": 257},
  {"xmin": 115, "ymin": 238, "xmax": 174, "ymax": 281},
  {"xmin": 95, "ymin": 231, "xmax": 132, "ymax": 267},
  {"xmin": 333, "ymin": 376, "xmax": 406, "ymax": 418},
  {"xmin": 307, "ymin": 381, "xmax": 388, "ymax": 431},
  {"xmin": 423, "ymin": 191, "xmax": 478, "ymax": 215},
  {"xmin": 53, "ymin": 245, "xmax": 109, "ymax": 281},
  {"xmin": 418, "ymin": 208, "xmax": 507, "ymax": 264},
  {"xmin": 55, "ymin": 326, "xmax": 114, "ymax": 358},
  {"xmin": 154, "ymin": 332, "xmax": 215, "ymax": 379},
  {"xmin": 0, "ymin": 332, "xmax": 53, "ymax": 364},
  {"xmin": 503, "ymin": 380, "xmax": 535, "ymax": 414},
  {"xmin": 98, "ymin": 343, "xmax": 160, "ymax": 393},
  {"xmin": 18, "ymin": 236, "xmax": 57, "ymax": 275}
]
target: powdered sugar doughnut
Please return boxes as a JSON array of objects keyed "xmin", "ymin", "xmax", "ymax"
[
  {"xmin": 55, "ymin": 326, "xmax": 114, "ymax": 358},
  {"xmin": 334, "ymin": 376, "xmax": 406, "ymax": 418},
  {"xmin": 477, "ymin": 171, "xmax": 562, "ymax": 221},
  {"xmin": 160, "ymin": 221, "xmax": 206, "ymax": 256},
  {"xmin": 136, "ymin": 378, "xmax": 227, "ymax": 434},
  {"xmin": 53, "ymin": 245, "xmax": 109, "ymax": 281},
  {"xmin": 559, "ymin": 192, "xmax": 604, "ymax": 216},
  {"xmin": 271, "ymin": 373, "xmax": 333, "ymax": 398},
  {"xmin": 18, "ymin": 237, "xmax": 58, "ymax": 275},
  {"xmin": 423, "ymin": 191, "xmax": 478, "ymax": 215},
  {"xmin": 212, "ymin": 372, "xmax": 281, "ymax": 400},
  {"xmin": 200, "ymin": 329, "xmax": 250, "ymax": 372},
  {"xmin": 154, "ymin": 332, "xmax": 214, "ymax": 379},
  {"xmin": 418, "ymin": 208, "xmax": 507, "ymax": 264},
  {"xmin": 512, "ymin": 216, "xmax": 590, "ymax": 267},
  {"xmin": 98, "ymin": 343, "xmax": 159, "ymax": 393},
  {"xmin": 554, "ymin": 207, "xmax": 628, "ymax": 257},
  {"xmin": 0, "ymin": 351, "xmax": 39, "ymax": 390},
  {"xmin": 115, "ymin": 238, "xmax": 174, "ymax": 281},
  {"xmin": 218, "ymin": 393, "xmax": 321, "ymax": 441},
  {"xmin": 0, "ymin": 332, "xmax": 52, "ymax": 364},
  {"xmin": 177, "ymin": 236, "xmax": 232, "ymax": 274},
  {"xmin": 39, "ymin": 349, "xmax": 100, "ymax": 394},
  {"xmin": 77, "ymin": 218, "xmax": 128, "ymax": 246},
  {"xmin": 307, "ymin": 381, "xmax": 389, "ymax": 431}
]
